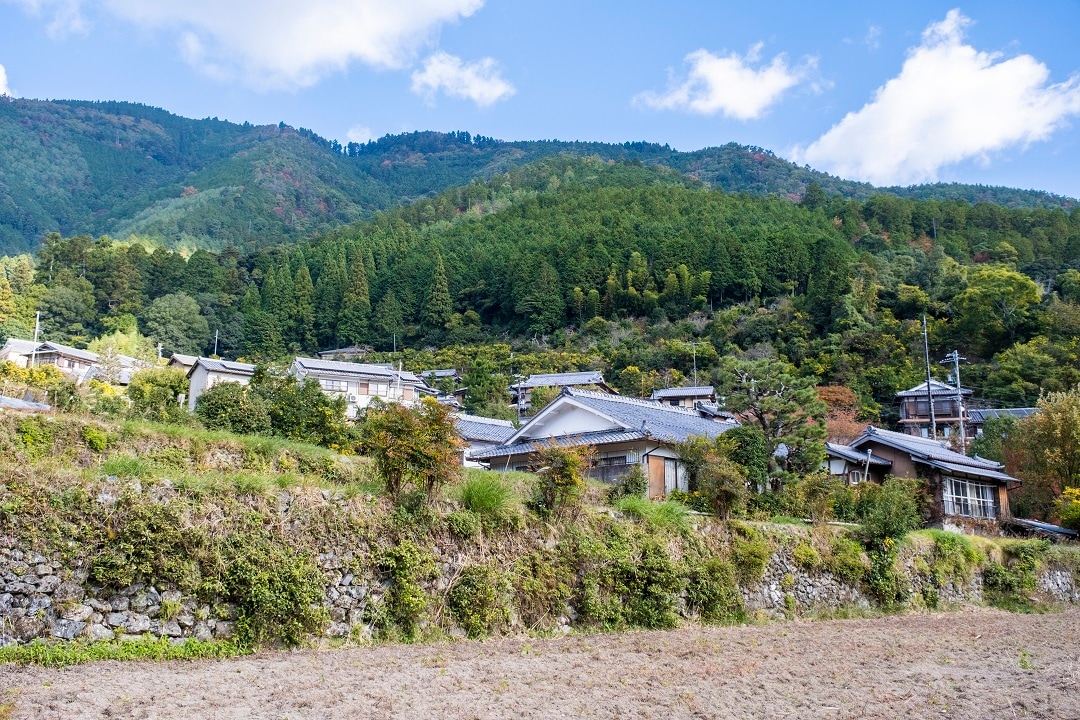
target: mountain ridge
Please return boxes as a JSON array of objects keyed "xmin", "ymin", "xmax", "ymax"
[{"xmin": 0, "ymin": 96, "xmax": 1075, "ymax": 255}]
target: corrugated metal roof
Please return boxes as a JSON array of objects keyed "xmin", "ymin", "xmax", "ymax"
[
  {"xmin": 454, "ymin": 414, "xmax": 517, "ymax": 443},
  {"xmin": 291, "ymin": 357, "xmax": 423, "ymax": 383},
  {"xmin": 967, "ymin": 407, "xmax": 1037, "ymax": 423},
  {"xmin": 650, "ymin": 386, "xmax": 715, "ymax": 399},
  {"xmin": 519, "ymin": 371, "xmax": 607, "ymax": 389},
  {"xmin": 470, "ymin": 429, "xmax": 648, "ymax": 459},
  {"xmin": 192, "ymin": 358, "xmax": 256, "ymax": 376}
]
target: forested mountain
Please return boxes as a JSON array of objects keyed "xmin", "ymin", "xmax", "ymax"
[
  {"xmin": 4, "ymin": 155, "xmax": 1079, "ymax": 429},
  {"xmin": 1, "ymin": 97, "xmax": 1075, "ymax": 255}
]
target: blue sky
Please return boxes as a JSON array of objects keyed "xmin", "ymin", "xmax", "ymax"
[{"xmin": 2, "ymin": 1, "xmax": 1079, "ymax": 198}]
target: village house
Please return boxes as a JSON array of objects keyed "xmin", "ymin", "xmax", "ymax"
[
  {"xmin": 0, "ymin": 337, "xmax": 41, "ymax": 368},
  {"xmin": 471, "ymin": 387, "xmax": 739, "ymax": 498},
  {"xmin": 965, "ymin": 407, "xmax": 1037, "ymax": 438},
  {"xmin": 822, "ymin": 442, "xmax": 892, "ymax": 485},
  {"xmin": 185, "ymin": 357, "xmax": 256, "ymax": 411},
  {"xmin": 650, "ymin": 385, "xmax": 716, "ymax": 408},
  {"xmin": 452, "ymin": 413, "xmax": 516, "ymax": 467},
  {"xmin": 288, "ymin": 357, "xmax": 431, "ymax": 419},
  {"xmin": 510, "ymin": 370, "xmax": 616, "ymax": 412},
  {"xmin": 842, "ymin": 425, "xmax": 1020, "ymax": 533},
  {"xmin": 896, "ymin": 379, "xmax": 973, "ymax": 439}
]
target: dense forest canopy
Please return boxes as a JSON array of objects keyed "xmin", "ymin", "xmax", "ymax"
[
  {"xmin": 1, "ymin": 97, "xmax": 1075, "ymax": 256},
  {"xmin": 2, "ymin": 155, "xmax": 1079, "ymax": 427}
]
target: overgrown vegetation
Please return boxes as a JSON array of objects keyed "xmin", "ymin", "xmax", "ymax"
[{"xmin": 1, "ymin": 412, "xmax": 1078, "ymax": 664}]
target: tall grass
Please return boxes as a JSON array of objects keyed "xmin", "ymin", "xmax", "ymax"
[
  {"xmin": 459, "ymin": 473, "xmax": 517, "ymax": 518},
  {"xmin": 614, "ymin": 496, "xmax": 690, "ymax": 533}
]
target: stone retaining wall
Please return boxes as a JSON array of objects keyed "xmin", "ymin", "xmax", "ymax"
[{"xmin": 2, "ymin": 537, "xmax": 1077, "ymax": 647}]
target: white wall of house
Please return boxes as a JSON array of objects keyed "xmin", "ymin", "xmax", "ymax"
[
  {"xmin": 521, "ymin": 402, "xmax": 621, "ymax": 439},
  {"xmin": 186, "ymin": 367, "xmax": 251, "ymax": 411}
]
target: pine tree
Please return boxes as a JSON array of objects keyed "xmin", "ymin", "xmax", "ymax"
[{"xmin": 338, "ymin": 258, "xmax": 371, "ymax": 346}]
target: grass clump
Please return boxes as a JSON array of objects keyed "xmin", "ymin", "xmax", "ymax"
[
  {"xmin": 614, "ymin": 495, "xmax": 690, "ymax": 533},
  {"xmin": 458, "ymin": 471, "xmax": 519, "ymax": 528},
  {"xmin": 0, "ymin": 637, "xmax": 247, "ymax": 667}
]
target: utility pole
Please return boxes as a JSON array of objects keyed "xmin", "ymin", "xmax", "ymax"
[
  {"xmin": 941, "ymin": 350, "xmax": 967, "ymax": 453},
  {"xmin": 922, "ymin": 315, "xmax": 937, "ymax": 440},
  {"xmin": 213, "ymin": 329, "xmax": 219, "ymax": 356},
  {"xmin": 689, "ymin": 341, "xmax": 699, "ymax": 386}
]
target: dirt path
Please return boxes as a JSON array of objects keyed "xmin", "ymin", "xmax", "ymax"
[{"xmin": 2, "ymin": 607, "xmax": 1078, "ymax": 719}]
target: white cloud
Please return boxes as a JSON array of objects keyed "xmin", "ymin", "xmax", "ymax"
[
  {"xmin": 410, "ymin": 51, "xmax": 514, "ymax": 107},
  {"xmin": 7, "ymin": 0, "xmax": 92, "ymax": 38},
  {"xmin": 635, "ymin": 44, "xmax": 813, "ymax": 121},
  {"xmin": 11, "ymin": 0, "xmax": 487, "ymax": 89},
  {"xmin": 0, "ymin": 64, "xmax": 9, "ymax": 96},
  {"xmin": 346, "ymin": 125, "xmax": 374, "ymax": 144},
  {"xmin": 794, "ymin": 9, "xmax": 1080, "ymax": 186}
]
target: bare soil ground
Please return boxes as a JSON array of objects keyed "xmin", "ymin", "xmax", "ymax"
[{"xmin": 2, "ymin": 607, "xmax": 1078, "ymax": 720}]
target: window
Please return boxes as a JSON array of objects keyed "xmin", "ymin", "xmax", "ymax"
[
  {"xmin": 319, "ymin": 378, "xmax": 349, "ymax": 393},
  {"xmin": 943, "ymin": 477, "xmax": 997, "ymax": 519}
]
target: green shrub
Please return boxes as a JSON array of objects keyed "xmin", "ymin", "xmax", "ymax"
[
  {"xmin": 16, "ymin": 416, "xmax": 54, "ymax": 459},
  {"xmin": 446, "ymin": 509, "xmax": 482, "ymax": 540},
  {"xmin": 514, "ymin": 550, "xmax": 573, "ymax": 629},
  {"xmin": 824, "ymin": 535, "xmax": 868, "ymax": 583},
  {"xmin": 793, "ymin": 542, "xmax": 821, "ymax": 570},
  {"xmin": 529, "ymin": 445, "xmax": 590, "ymax": 520},
  {"xmin": 220, "ymin": 530, "xmax": 329, "ymax": 647},
  {"xmin": 81, "ymin": 425, "xmax": 109, "ymax": 453},
  {"xmin": 856, "ymin": 477, "xmax": 922, "ymax": 542},
  {"xmin": 927, "ymin": 530, "xmax": 982, "ymax": 585},
  {"xmin": 448, "ymin": 563, "xmax": 511, "ymax": 638},
  {"xmin": 684, "ymin": 557, "xmax": 744, "ymax": 623},
  {"xmin": 607, "ymin": 464, "xmax": 648, "ymax": 503},
  {"xmin": 730, "ymin": 523, "xmax": 771, "ymax": 584},
  {"xmin": 667, "ymin": 489, "xmax": 711, "ymax": 513},
  {"xmin": 359, "ymin": 398, "xmax": 462, "ymax": 502},
  {"xmin": 377, "ymin": 541, "xmax": 434, "ymax": 640},
  {"xmin": 194, "ymin": 382, "xmax": 271, "ymax": 436}
]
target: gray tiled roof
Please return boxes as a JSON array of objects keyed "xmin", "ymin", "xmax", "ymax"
[
  {"xmin": 470, "ymin": 430, "xmax": 648, "ymax": 460},
  {"xmin": 825, "ymin": 442, "xmax": 892, "ymax": 466},
  {"xmin": 519, "ymin": 371, "xmax": 607, "ymax": 389},
  {"xmin": 967, "ymin": 407, "xmax": 1037, "ymax": 423},
  {"xmin": 650, "ymin": 386, "xmax": 715, "ymax": 400},
  {"xmin": 453, "ymin": 414, "xmax": 517, "ymax": 443},
  {"xmin": 555, "ymin": 388, "xmax": 738, "ymax": 443},
  {"xmin": 895, "ymin": 380, "xmax": 972, "ymax": 398},
  {"xmin": 849, "ymin": 426, "xmax": 1016, "ymax": 483},
  {"xmin": 36, "ymin": 341, "xmax": 99, "ymax": 364},
  {"xmin": 0, "ymin": 338, "xmax": 40, "ymax": 355}
]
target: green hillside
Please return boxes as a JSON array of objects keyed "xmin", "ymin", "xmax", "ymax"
[{"xmin": 0, "ymin": 97, "xmax": 1074, "ymax": 254}]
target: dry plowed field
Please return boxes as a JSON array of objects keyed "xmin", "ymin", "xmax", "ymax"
[{"xmin": 3, "ymin": 607, "xmax": 1077, "ymax": 719}]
